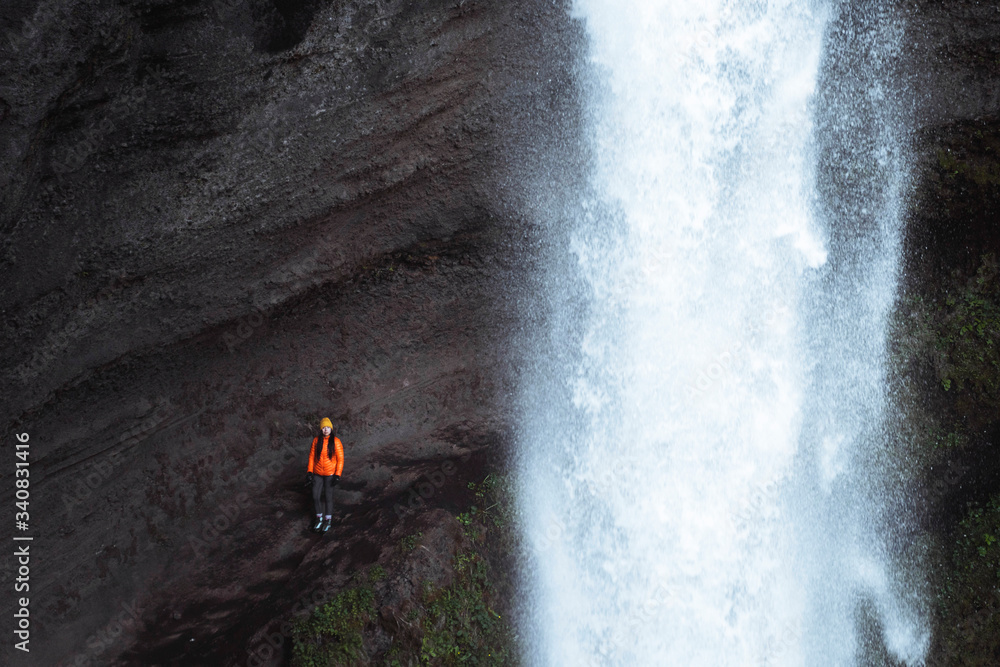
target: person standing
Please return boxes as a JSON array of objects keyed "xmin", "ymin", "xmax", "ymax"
[{"xmin": 307, "ymin": 418, "xmax": 344, "ymax": 533}]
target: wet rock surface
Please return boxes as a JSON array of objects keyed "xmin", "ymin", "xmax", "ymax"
[
  {"xmin": 894, "ymin": 2, "xmax": 1000, "ymax": 665},
  {"xmin": 899, "ymin": 0, "xmax": 1000, "ymax": 521},
  {"xmin": 2, "ymin": 0, "xmax": 1000, "ymax": 664},
  {"xmin": 1, "ymin": 0, "xmax": 581, "ymax": 664}
]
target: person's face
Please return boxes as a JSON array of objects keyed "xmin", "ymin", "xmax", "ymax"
[{"xmin": 322, "ymin": 426, "xmax": 332, "ymax": 436}]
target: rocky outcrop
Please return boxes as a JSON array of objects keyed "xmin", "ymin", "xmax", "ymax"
[
  {"xmin": 3, "ymin": 0, "xmax": 1000, "ymax": 664},
  {"xmin": 898, "ymin": 0, "xmax": 1000, "ymax": 519},
  {"xmin": 0, "ymin": 0, "xmax": 582, "ymax": 664},
  {"xmin": 893, "ymin": 2, "xmax": 1000, "ymax": 665}
]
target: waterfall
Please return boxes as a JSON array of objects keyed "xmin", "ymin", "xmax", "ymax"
[{"xmin": 515, "ymin": 1, "xmax": 929, "ymax": 665}]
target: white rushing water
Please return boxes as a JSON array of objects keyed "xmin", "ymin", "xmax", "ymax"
[{"xmin": 517, "ymin": 1, "xmax": 928, "ymax": 665}]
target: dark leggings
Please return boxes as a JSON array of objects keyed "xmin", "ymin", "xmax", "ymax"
[{"xmin": 312, "ymin": 474, "xmax": 336, "ymax": 516}]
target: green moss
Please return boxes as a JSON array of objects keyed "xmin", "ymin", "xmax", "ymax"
[
  {"xmin": 928, "ymin": 425, "xmax": 969, "ymax": 451},
  {"xmin": 468, "ymin": 473, "xmax": 512, "ymax": 530},
  {"xmin": 930, "ymin": 255, "xmax": 1000, "ymax": 402},
  {"xmin": 291, "ymin": 586, "xmax": 375, "ymax": 667},
  {"xmin": 419, "ymin": 551, "xmax": 510, "ymax": 666},
  {"xmin": 933, "ymin": 496, "xmax": 1000, "ymax": 663},
  {"xmin": 938, "ymin": 148, "xmax": 962, "ymax": 178},
  {"xmin": 289, "ymin": 473, "xmax": 519, "ymax": 666},
  {"xmin": 418, "ymin": 474, "xmax": 517, "ymax": 666},
  {"xmin": 937, "ymin": 147, "xmax": 1000, "ymax": 186},
  {"xmin": 894, "ymin": 254, "xmax": 1000, "ymax": 417},
  {"xmin": 892, "ymin": 249, "xmax": 1000, "ymax": 663},
  {"xmin": 399, "ymin": 531, "xmax": 422, "ymax": 554}
]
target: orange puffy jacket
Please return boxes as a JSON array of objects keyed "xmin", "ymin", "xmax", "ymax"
[{"xmin": 307, "ymin": 435, "xmax": 344, "ymax": 477}]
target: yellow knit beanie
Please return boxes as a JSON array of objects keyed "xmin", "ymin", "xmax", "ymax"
[{"xmin": 320, "ymin": 418, "xmax": 333, "ymax": 430}]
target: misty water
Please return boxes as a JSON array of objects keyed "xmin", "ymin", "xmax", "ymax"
[{"xmin": 517, "ymin": 1, "xmax": 929, "ymax": 665}]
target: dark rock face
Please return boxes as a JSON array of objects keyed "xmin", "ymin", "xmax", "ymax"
[
  {"xmin": 894, "ymin": 2, "xmax": 1000, "ymax": 665},
  {"xmin": 904, "ymin": 0, "xmax": 1000, "ymax": 131},
  {"xmin": 903, "ymin": 0, "xmax": 1000, "ymax": 285},
  {"xmin": 3, "ymin": 0, "xmax": 999, "ymax": 664},
  {"xmin": 0, "ymin": 0, "xmax": 583, "ymax": 664},
  {"xmin": 899, "ymin": 0, "xmax": 1000, "ymax": 492}
]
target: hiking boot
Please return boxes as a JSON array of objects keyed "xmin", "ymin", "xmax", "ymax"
[
  {"xmin": 310, "ymin": 517, "xmax": 324, "ymax": 533},
  {"xmin": 320, "ymin": 518, "xmax": 332, "ymax": 534}
]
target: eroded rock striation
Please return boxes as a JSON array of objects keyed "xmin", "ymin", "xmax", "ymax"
[
  {"xmin": 3, "ymin": 0, "xmax": 1000, "ymax": 664},
  {"xmin": 0, "ymin": 0, "xmax": 581, "ymax": 664}
]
